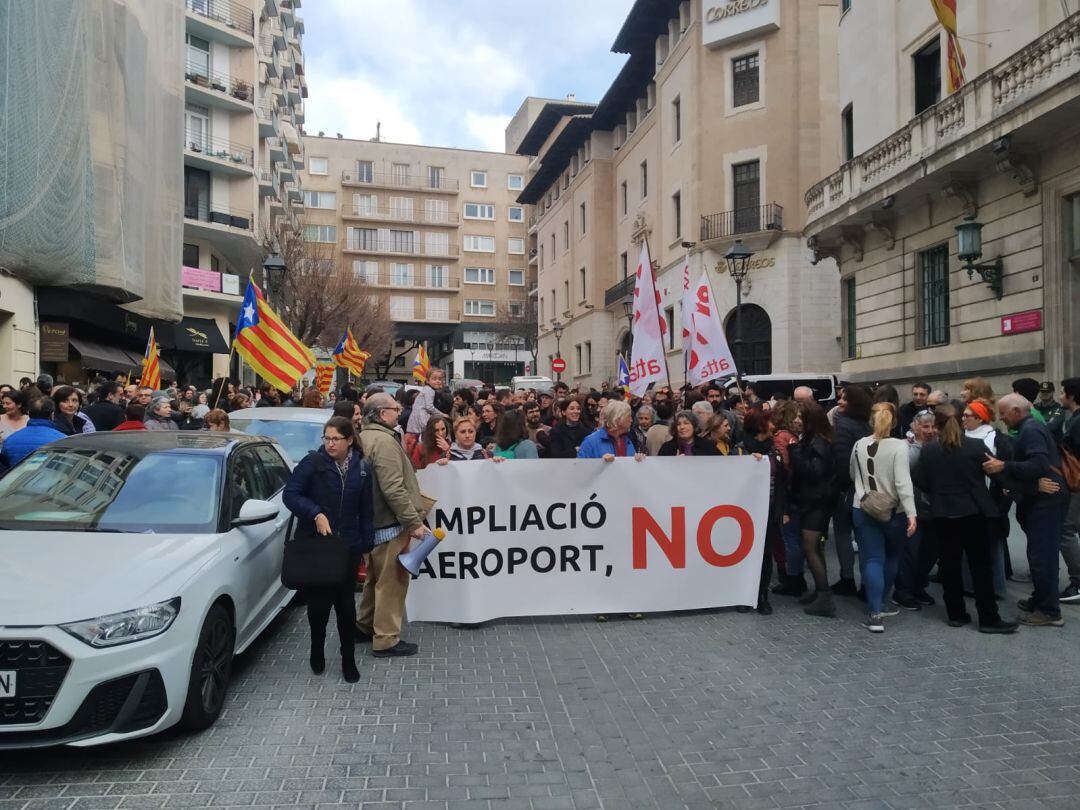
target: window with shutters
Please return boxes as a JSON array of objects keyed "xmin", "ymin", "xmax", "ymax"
[
  {"xmin": 917, "ymin": 245, "xmax": 950, "ymax": 346},
  {"xmin": 390, "ymin": 263, "xmax": 413, "ymax": 287},
  {"xmin": 732, "ymin": 161, "xmax": 760, "ymax": 233},
  {"xmin": 353, "ymin": 260, "xmax": 378, "ymax": 284},
  {"xmin": 391, "ymin": 163, "xmax": 410, "ymax": 185},
  {"xmin": 355, "ymin": 160, "xmax": 374, "ymax": 183},
  {"xmin": 390, "ymin": 296, "xmax": 414, "ymax": 319},
  {"xmin": 732, "ymin": 53, "xmax": 760, "ymax": 107},
  {"xmin": 348, "ymin": 227, "xmax": 376, "ymax": 250},
  {"xmin": 427, "ymin": 264, "xmax": 448, "ymax": 288},
  {"xmin": 389, "ymin": 229, "xmax": 414, "ymax": 253}
]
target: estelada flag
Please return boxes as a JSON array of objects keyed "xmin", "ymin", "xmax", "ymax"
[
  {"xmin": 233, "ymin": 279, "xmax": 315, "ymax": 393},
  {"xmin": 332, "ymin": 328, "xmax": 371, "ymax": 376},
  {"xmin": 617, "ymin": 353, "xmax": 631, "ymax": 401},
  {"xmin": 412, "ymin": 343, "xmax": 430, "ymax": 383},
  {"xmin": 314, "ymin": 362, "xmax": 335, "ymax": 396},
  {"xmin": 139, "ymin": 326, "xmax": 161, "ymax": 391}
]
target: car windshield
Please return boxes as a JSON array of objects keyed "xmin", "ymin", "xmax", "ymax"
[
  {"xmin": 230, "ymin": 418, "xmax": 322, "ymax": 463},
  {"xmin": 0, "ymin": 447, "xmax": 222, "ymax": 533}
]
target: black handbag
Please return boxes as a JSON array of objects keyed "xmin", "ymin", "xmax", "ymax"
[{"xmin": 281, "ymin": 531, "xmax": 351, "ymax": 590}]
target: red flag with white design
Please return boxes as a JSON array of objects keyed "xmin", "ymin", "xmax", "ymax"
[
  {"xmin": 628, "ymin": 239, "xmax": 669, "ymax": 396},
  {"xmin": 687, "ymin": 270, "xmax": 738, "ymax": 385}
]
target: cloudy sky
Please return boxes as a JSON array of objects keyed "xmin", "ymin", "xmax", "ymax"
[{"xmin": 301, "ymin": 0, "xmax": 632, "ymax": 152}]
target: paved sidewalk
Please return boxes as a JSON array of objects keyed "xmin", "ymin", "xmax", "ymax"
[{"xmin": 3, "ymin": 581, "xmax": 1080, "ymax": 810}]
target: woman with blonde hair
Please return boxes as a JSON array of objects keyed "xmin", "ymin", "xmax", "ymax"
[
  {"xmin": 850, "ymin": 402, "xmax": 918, "ymax": 633},
  {"xmin": 961, "ymin": 377, "xmax": 994, "ymax": 405}
]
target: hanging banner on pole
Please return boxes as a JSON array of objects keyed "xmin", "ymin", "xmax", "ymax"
[
  {"xmin": 407, "ymin": 457, "xmax": 770, "ymax": 623},
  {"xmin": 687, "ymin": 270, "xmax": 738, "ymax": 385},
  {"xmin": 628, "ymin": 239, "xmax": 669, "ymax": 396}
]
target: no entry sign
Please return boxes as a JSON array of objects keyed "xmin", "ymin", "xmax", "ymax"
[{"xmin": 551, "ymin": 357, "xmax": 567, "ymax": 373}]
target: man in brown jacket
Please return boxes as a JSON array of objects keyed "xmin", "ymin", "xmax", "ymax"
[{"xmin": 357, "ymin": 392, "xmax": 429, "ymax": 656}]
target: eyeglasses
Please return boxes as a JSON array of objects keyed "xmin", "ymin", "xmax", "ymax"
[
  {"xmin": 322, "ymin": 436, "xmax": 348, "ymax": 443},
  {"xmin": 915, "ymin": 409, "xmax": 934, "ymax": 418},
  {"xmin": 962, "ymin": 411, "xmax": 977, "ymax": 420},
  {"xmin": 380, "ymin": 406, "xmax": 402, "ymax": 413}
]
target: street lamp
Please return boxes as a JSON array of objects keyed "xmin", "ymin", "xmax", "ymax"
[
  {"xmin": 723, "ymin": 239, "xmax": 754, "ymax": 385},
  {"xmin": 621, "ymin": 295, "xmax": 634, "ymax": 362},
  {"xmin": 955, "ymin": 217, "xmax": 1003, "ymax": 299},
  {"xmin": 551, "ymin": 320, "xmax": 564, "ymax": 381},
  {"xmin": 262, "ymin": 252, "xmax": 287, "ymax": 301}
]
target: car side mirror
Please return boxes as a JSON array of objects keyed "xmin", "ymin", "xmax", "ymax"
[{"xmin": 233, "ymin": 499, "xmax": 279, "ymax": 527}]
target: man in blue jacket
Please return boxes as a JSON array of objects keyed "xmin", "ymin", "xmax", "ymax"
[
  {"xmin": 0, "ymin": 397, "xmax": 66, "ymax": 470},
  {"xmin": 984, "ymin": 393, "xmax": 1070, "ymax": 627},
  {"xmin": 577, "ymin": 400, "xmax": 644, "ymax": 461}
]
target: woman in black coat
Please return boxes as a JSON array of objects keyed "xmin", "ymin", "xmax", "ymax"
[
  {"xmin": 735, "ymin": 408, "xmax": 785, "ymax": 615},
  {"xmin": 547, "ymin": 397, "xmax": 592, "ymax": 458},
  {"xmin": 914, "ymin": 409, "xmax": 1017, "ymax": 633},
  {"xmin": 658, "ymin": 410, "xmax": 720, "ymax": 456},
  {"xmin": 829, "ymin": 385, "xmax": 873, "ymax": 595},
  {"xmin": 283, "ymin": 416, "xmax": 375, "ymax": 682},
  {"xmin": 788, "ymin": 401, "xmax": 839, "ymax": 617}
]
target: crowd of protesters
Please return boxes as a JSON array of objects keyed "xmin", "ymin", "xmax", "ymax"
[{"xmin": 3, "ymin": 367, "xmax": 1079, "ymax": 639}]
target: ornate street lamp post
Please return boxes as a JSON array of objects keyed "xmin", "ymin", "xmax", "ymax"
[
  {"xmin": 621, "ymin": 295, "xmax": 634, "ymax": 362},
  {"xmin": 551, "ymin": 320, "xmax": 564, "ymax": 382},
  {"xmin": 723, "ymin": 239, "xmax": 754, "ymax": 389}
]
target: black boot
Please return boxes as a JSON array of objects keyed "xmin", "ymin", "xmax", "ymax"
[
  {"xmin": 772, "ymin": 574, "xmax": 807, "ymax": 597},
  {"xmin": 310, "ymin": 634, "xmax": 325, "ymax": 674},
  {"xmin": 341, "ymin": 649, "xmax": 359, "ymax": 682},
  {"xmin": 756, "ymin": 596, "xmax": 773, "ymax": 615}
]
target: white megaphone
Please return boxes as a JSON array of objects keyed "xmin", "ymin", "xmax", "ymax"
[{"xmin": 398, "ymin": 527, "xmax": 447, "ymax": 576}]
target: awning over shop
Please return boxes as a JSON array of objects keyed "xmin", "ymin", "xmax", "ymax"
[
  {"xmin": 68, "ymin": 337, "xmax": 141, "ymax": 374},
  {"xmin": 162, "ymin": 317, "xmax": 230, "ymax": 354}
]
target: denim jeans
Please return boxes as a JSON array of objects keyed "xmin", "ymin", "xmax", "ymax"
[
  {"xmin": 852, "ymin": 508, "xmax": 908, "ymax": 615},
  {"xmin": 782, "ymin": 508, "xmax": 805, "ymax": 577},
  {"xmin": 1020, "ymin": 500, "xmax": 1069, "ymax": 618},
  {"xmin": 831, "ymin": 489, "xmax": 857, "ymax": 580}
]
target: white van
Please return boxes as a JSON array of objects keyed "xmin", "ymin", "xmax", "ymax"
[{"xmin": 511, "ymin": 375, "xmax": 555, "ymax": 393}]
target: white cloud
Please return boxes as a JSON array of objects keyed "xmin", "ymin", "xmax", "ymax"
[
  {"xmin": 463, "ymin": 111, "xmax": 513, "ymax": 152},
  {"xmin": 303, "ymin": 73, "xmax": 423, "ymax": 145}
]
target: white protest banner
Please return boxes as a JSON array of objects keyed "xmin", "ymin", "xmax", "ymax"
[
  {"xmin": 408, "ymin": 457, "xmax": 770, "ymax": 624},
  {"xmin": 687, "ymin": 269, "xmax": 738, "ymax": 385},
  {"xmin": 628, "ymin": 239, "xmax": 669, "ymax": 396}
]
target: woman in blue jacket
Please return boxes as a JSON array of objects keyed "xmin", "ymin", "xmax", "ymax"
[{"xmin": 283, "ymin": 416, "xmax": 375, "ymax": 683}]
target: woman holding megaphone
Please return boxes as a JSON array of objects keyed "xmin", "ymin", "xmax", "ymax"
[{"xmin": 283, "ymin": 416, "xmax": 375, "ymax": 682}]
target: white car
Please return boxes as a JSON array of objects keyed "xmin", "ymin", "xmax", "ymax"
[
  {"xmin": 229, "ymin": 406, "xmax": 330, "ymax": 465},
  {"xmin": 0, "ymin": 432, "xmax": 295, "ymax": 749}
]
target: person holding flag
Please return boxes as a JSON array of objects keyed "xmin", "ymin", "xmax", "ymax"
[
  {"xmin": 231, "ymin": 278, "xmax": 315, "ymax": 401},
  {"xmin": 412, "ymin": 344, "xmax": 431, "ymax": 384},
  {"xmin": 139, "ymin": 327, "xmax": 161, "ymax": 392},
  {"xmin": 404, "ymin": 355, "xmax": 446, "ymax": 457}
]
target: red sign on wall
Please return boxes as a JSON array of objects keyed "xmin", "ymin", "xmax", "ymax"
[
  {"xmin": 1001, "ymin": 310, "xmax": 1042, "ymax": 335},
  {"xmin": 551, "ymin": 357, "xmax": 567, "ymax": 373}
]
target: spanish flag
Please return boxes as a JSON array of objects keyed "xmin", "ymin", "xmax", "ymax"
[
  {"xmin": 931, "ymin": 0, "xmax": 967, "ymax": 93},
  {"xmin": 139, "ymin": 327, "xmax": 161, "ymax": 391},
  {"xmin": 332, "ymin": 328, "xmax": 371, "ymax": 376},
  {"xmin": 234, "ymin": 279, "xmax": 315, "ymax": 392},
  {"xmin": 412, "ymin": 343, "xmax": 430, "ymax": 383}
]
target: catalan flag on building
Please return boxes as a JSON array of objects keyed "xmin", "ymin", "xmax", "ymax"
[
  {"xmin": 931, "ymin": 0, "xmax": 966, "ymax": 93},
  {"xmin": 233, "ymin": 279, "xmax": 315, "ymax": 392},
  {"xmin": 314, "ymin": 362, "xmax": 335, "ymax": 396},
  {"xmin": 412, "ymin": 343, "xmax": 431, "ymax": 383},
  {"xmin": 139, "ymin": 327, "xmax": 161, "ymax": 391},
  {"xmin": 332, "ymin": 328, "xmax": 371, "ymax": 376}
]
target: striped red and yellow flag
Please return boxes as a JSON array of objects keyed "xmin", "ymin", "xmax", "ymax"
[
  {"xmin": 332, "ymin": 328, "xmax": 371, "ymax": 376},
  {"xmin": 931, "ymin": 0, "xmax": 967, "ymax": 93},
  {"xmin": 314, "ymin": 362, "xmax": 335, "ymax": 396},
  {"xmin": 412, "ymin": 343, "xmax": 430, "ymax": 383},
  {"xmin": 139, "ymin": 327, "xmax": 161, "ymax": 391},
  {"xmin": 233, "ymin": 279, "xmax": 315, "ymax": 392}
]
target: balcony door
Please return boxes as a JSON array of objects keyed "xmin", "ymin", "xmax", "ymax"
[
  {"xmin": 184, "ymin": 167, "xmax": 210, "ymax": 221},
  {"xmin": 733, "ymin": 160, "xmax": 760, "ymax": 233},
  {"xmin": 185, "ymin": 33, "xmax": 210, "ymax": 79},
  {"xmin": 185, "ymin": 103, "xmax": 209, "ymax": 152}
]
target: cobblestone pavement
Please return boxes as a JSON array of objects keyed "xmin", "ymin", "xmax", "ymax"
[{"xmin": 3, "ymin": 572, "xmax": 1080, "ymax": 810}]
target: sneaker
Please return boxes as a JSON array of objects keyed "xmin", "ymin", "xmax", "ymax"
[
  {"xmin": 891, "ymin": 593, "xmax": 921, "ymax": 611},
  {"xmin": 1059, "ymin": 583, "xmax": 1080, "ymax": 604},
  {"xmin": 372, "ymin": 640, "xmax": 419, "ymax": 657},
  {"xmin": 594, "ymin": 614, "xmax": 609, "ymax": 622},
  {"xmin": 947, "ymin": 614, "xmax": 972, "ymax": 627},
  {"xmin": 978, "ymin": 619, "xmax": 1019, "ymax": 634},
  {"xmin": 1017, "ymin": 598, "xmax": 1035, "ymax": 612},
  {"xmin": 1019, "ymin": 611, "xmax": 1064, "ymax": 627},
  {"xmin": 879, "ymin": 607, "xmax": 901, "ymax": 618},
  {"xmin": 913, "ymin": 590, "xmax": 936, "ymax": 607},
  {"xmin": 628, "ymin": 613, "xmax": 644, "ymax": 620},
  {"xmin": 831, "ymin": 577, "xmax": 858, "ymax": 596},
  {"xmin": 863, "ymin": 614, "xmax": 885, "ymax": 633}
]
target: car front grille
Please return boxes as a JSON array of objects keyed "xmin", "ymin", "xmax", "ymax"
[{"xmin": 0, "ymin": 640, "xmax": 71, "ymax": 726}]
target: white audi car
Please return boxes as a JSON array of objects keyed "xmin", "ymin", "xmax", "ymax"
[
  {"xmin": 0, "ymin": 432, "xmax": 295, "ymax": 748},
  {"xmin": 228, "ymin": 407, "xmax": 328, "ymax": 465}
]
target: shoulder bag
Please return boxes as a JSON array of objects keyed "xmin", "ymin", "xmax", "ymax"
[
  {"xmin": 1055, "ymin": 445, "xmax": 1080, "ymax": 493},
  {"xmin": 854, "ymin": 441, "xmax": 898, "ymax": 522}
]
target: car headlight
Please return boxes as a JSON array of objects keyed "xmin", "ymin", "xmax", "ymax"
[{"xmin": 60, "ymin": 598, "xmax": 181, "ymax": 648}]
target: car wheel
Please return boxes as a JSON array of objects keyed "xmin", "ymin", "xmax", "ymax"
[{"xmin": 179, "ymin": 603, "xmax": 235, "ymax": 731}]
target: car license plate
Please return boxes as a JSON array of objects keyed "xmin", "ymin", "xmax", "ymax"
[{"xmin": 0, "ymin": 670, "xmax": 14, "ymax": 698}]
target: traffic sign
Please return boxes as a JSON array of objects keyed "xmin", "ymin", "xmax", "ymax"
[{"xmin": 551, "ymin": 357, "xmax": 567, "ymax": 373}]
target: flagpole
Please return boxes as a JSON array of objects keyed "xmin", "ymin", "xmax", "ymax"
[
  {"xmin": 683, "ymin": 246, "xmax": 692, "ymax": 390},
  {"xmin": 211, "ymin": 341, "xmax": 237, "ymax": 410}
]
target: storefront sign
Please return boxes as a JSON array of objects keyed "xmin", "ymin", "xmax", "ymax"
[
  {"xmin": 702, "ymin": 0, "xmax": 778, "ymax": 48},
  {"xmin": 1001, "ymin": 310, "xmax": 1041, "ymax": 335},
  {"xmin": 715, "ymin": 255, "xmax": 775, "ymax": 273},
  {"xmin": 181, "ymin": 265, "xmax": 222, "ymax": 292},
  {"xmin": 40, "ymin": 322, "xmax": 69, "ymax": 362}
]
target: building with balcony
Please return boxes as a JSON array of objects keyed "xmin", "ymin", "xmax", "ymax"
[
  {"xmin": 298, "ymin": 136, "xmax": 532, "ymax": 384},
  {"xmin": 514, "ymin": 0, "xmax": 842, "ymax": 389},
  {"xmin": 803, "ymin": 2, "xmax": 1080, "ymax": 392},
  {"xmin": 179, "ymin": 0, "xmax": 307, "ymax": 385}
]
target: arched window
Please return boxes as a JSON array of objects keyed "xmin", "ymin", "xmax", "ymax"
[{"xmin": 724, "ymin": 304, "xmax": 772, "ymax": 374}]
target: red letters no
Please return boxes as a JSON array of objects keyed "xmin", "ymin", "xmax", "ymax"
[
  {"xmin": 632, "ymin": 507, "xmax": 686, "ymax": 569},
  {"xmin": 696, "ymin": 505, "xmax": 754, "ymax": 567}
]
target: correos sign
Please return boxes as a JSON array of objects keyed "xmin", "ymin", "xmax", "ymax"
[{"xmin": 701, "ymin": 0, "xmax": 780, "ymax": 48}]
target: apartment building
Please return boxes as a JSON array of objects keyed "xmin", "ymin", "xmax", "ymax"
[
  {"xmin": 179, "ymin": 0, "xmax": 307, "ymax": 384},
  {"xmin": 298, "ymin": 137, "xmax": 533, "ymax": 384},
  {"xmin": 803, "ymin": 1, "xmax": 1080, "ymax": 393},
  {"xmin": 515, "ymin": 0, "xmax": 842, "ymax": 389}
]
